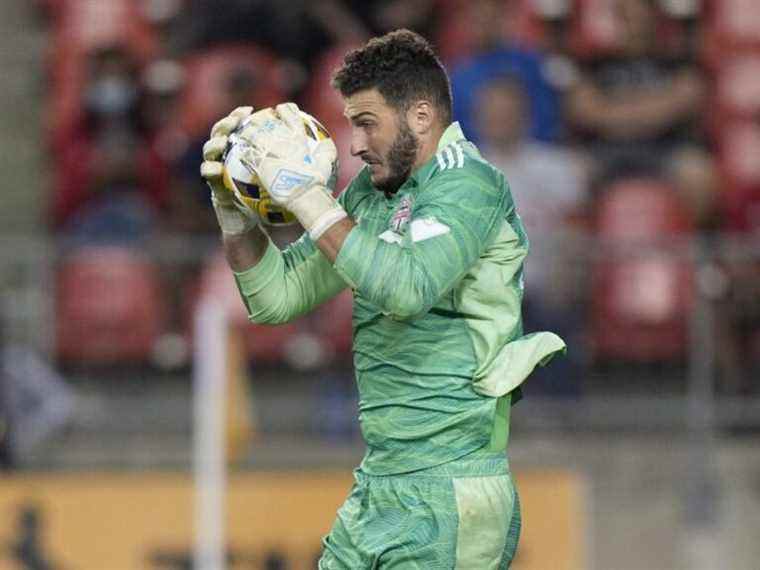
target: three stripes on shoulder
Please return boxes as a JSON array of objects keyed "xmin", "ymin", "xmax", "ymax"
[{"xmin": 436, "ymin": 142, "xmax": 465, "ymax": 171}]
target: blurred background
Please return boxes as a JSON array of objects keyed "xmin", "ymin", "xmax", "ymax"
[{"xmin": 0, "ymin": 0, "xmax": 759, "ymax": 568}]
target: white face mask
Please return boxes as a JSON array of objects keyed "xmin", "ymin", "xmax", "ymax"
[{"xmin": 85, "ymin": 77, "xmax": 138, "ymax": 116}]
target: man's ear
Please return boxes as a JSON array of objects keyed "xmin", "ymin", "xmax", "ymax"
[{"xmin": 406, "ymin": 100, "xmax": 435, "ymax": 136}]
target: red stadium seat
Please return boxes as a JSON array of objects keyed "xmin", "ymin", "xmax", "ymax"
[
  {"xmin": 178, "ymin": 44, "xmax": 287, "ymax": 139},
  {"xmin": 501, "ymin": 0, "xmax": 572, "ymax": 52},
  {"xmin": 707, "ymin": 0, "xmax": 760, "ymax": 50},
  {"xmin": 304, "ymin": 43, "xmax": 360, "ymax": 128},
  {"xmin": 723, "ymin": 185, "xmax": 760, "ymax": 234},
  {"xmin": 192, "ymin": 250, "xmax": 302, "ymax": 366},
  {"xmin": 56, "ymin": 247, "xmax": 165, "ymax": 364},
  {"xmin": 434, "ymin": 0, "xmax": 476, "ymax": 65},
  {"xmin": 192, "ymin": 249, "xmax": 356, "ymax": 368},
  {"xmin": 568, "ymin": 0, "xmax": 623, "ymax": 57},
  {"xmin": 591, "ymin": 178, "xmax": 695, "ymax": 362},
  {"xmin": 713, "ymin": 55, "xmax": 760, "ymax": 121},
  {"xmin": 434, "ymin": 0, "xmax": 554, "ymax": 64},
  {"xmin": 717, "ymin": 120, "xmax": 760, "ymax": 193},
  {"xmin": 51, "ymin": 0, "xmax": 157, "ymax": 60}
]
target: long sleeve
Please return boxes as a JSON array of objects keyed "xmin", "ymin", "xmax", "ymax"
[{"xmin": 234, "ymin": 232, "xmax": 347, "ymax": 325}]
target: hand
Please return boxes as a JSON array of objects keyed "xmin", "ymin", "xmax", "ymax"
[
  {"xmin": 200, "ymin": 106, "xmax": 259, "ymax": 235},
  {"xmin": 236, "ymin": 103, "xmax": 346, "ymax": 240}
]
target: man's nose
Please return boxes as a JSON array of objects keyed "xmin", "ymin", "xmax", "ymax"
[{"xmin": 350, "ymin": 129, "xmax": 368, "ymax": 157}]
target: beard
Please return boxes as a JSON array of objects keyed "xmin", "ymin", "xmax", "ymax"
[{"xmin": 374, "ymin": 121, "xmax": 419, "ymax": 195}]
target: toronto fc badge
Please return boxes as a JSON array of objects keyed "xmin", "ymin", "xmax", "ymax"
[{"xmin": 390, "ymin": 196, "xmax": 413, "ymax": 234}]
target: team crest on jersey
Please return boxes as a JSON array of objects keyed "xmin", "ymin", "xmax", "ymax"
[{"xmin": 390, "ymin": 196, "xmax": 413, "ymax": 233}]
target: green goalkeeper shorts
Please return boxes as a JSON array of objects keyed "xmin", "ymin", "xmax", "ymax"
[{"xmin": 318, "ymin": 452, "xmax": 521, "ymax": 569}]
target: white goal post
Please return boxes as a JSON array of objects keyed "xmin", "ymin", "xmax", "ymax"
[{"xmin": 193, "ymin": 298, "xmax": 228, "ymax": 570}]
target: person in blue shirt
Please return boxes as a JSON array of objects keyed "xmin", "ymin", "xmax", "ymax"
[{"xmin": 449, "ymin": 0, "xmax": 561, "ymax": 144}]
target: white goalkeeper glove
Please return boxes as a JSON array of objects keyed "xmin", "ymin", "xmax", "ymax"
[
  {"xmin": 200, "ymin": 106, "xmax": 259, "ymax": 235},
  {"xmin": 237, "ymin": 102, "xmax": 346, "ymax": 241}
]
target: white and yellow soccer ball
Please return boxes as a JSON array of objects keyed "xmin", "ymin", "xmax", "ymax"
[{"xmin": 221, "ymin": 107, "xmax": 335, "ymax": 226}]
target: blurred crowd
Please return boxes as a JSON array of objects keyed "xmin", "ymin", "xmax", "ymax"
[{"xmin": 36, "ymin": 0, "xmax": 760, "ymax": 395}]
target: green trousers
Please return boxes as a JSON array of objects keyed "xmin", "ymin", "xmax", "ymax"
[{"xmin": 319, "ymin": 452, "xmax": 521, "ymax": 569}]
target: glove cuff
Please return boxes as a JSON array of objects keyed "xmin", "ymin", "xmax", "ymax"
[
  {"xmin": 212, "ymin": 195, "xmax": 258, "ymax": 236},
  {"xmin": 288, "ymin": 185, "xmax": 347, "ymax": 241}
]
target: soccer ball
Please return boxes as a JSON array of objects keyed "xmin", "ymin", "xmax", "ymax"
[{"xmin": 221, "ymin": 108, "xmax": 334, "ymax": 226}]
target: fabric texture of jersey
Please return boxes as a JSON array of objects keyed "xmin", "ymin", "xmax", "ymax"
[{"xmin": 234, "ymin": 122, "xmax": 566, "ymax": 476}]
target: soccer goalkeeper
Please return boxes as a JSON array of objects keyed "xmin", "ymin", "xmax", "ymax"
[{"xmin": 201, "ymin": 29, "xmax": 566, "ymax": 569}]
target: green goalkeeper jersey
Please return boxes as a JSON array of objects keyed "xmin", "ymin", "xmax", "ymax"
[{"xmin": 235, "ymin": 122, "xmax": 565, "ymax": 475}]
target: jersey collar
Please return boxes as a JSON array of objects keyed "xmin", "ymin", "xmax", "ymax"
[
  {"xmin": 436, "ymin": 121, "xmax": 466, "ymax": 150},
  {"xmin": 407, "ymin": 122, "xmax": 466, "ymax": 187}
]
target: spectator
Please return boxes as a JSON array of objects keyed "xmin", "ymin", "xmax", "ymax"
[
  {"xmin": 450, "ymin": 0, "xmax": 562, "ymax": 144},
  {"xmin": 51, "ymin": 44, "xmax": 168, "ymax": 241},
  {"xmin": 308, "ymin": 0, "xmax": 439, "ymax": 43},
  {"xmin": 138, "ymin": 59, "xmax": 188, "ymax": 167},
  {"xmin": 171, "ymin": 0, "xmax": 331, "ymax": 71},
  {"xmin": 566, "ymin": 0, "xmax": 717, "ymax": 227},
  {"xmin": 57, "ymin": 123, "xmax": 166, "ymax": 248},
  {"xmin": 476, "ymin": 75, "xmax": 587, "ymax": 395}
]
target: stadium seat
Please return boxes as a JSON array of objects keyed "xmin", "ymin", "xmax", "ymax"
[
  {"xmin": 56, "ymin": 247, "xmax": 165, "ymax": 364},
  {"xmin": 191, "ymin": 249, "xmax": 357, "ymax": 368},
  {"xmin": 707, "ymin": 0, "xmax": 760, "ymax": 50},
  {"xmin": 191, "ymin": 250, "xmax": 303, "ymax": 366},
  {"xmin": 178, "ymin": 44, "xmax": 287, "ymax": 139},
  {"xmin": 51, "ymin": 0, "xmax": 157, "ymax": 60},
  {"xmin": 434, "ymin": 0, "xmax": 554, "ymax": 64},
  {"xmin": 723, "ymin": 185, "xmax": 760, "ymax": 234},
  {"xmin": 714, "ymin": 55, "xmax": 760, "ymax": 120},
  {"xmin": 568, "ymin": 0, "xmax": 623, "ymax": 57},
  {"xmin": 591, "ymin": 178, "xmax": 695, "ymax": 362},
  {"xmin": 304, "ymin": 43, "xmax": 360, "ymax": 128},
  {"xmin": 717, "ymin": 120, "xmax": 760, "ymax": 193},
  {"xmin": 507, "ymin": 0, "xmax": 572, "ymax": 50}
]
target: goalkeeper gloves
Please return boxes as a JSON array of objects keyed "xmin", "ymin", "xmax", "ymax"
[
  {"xmin": 200, "ymin": 106, "xmax": 259, "ymax": 236},
  {"xmin": 238, "ymin": 103, "xmax": 347, "ymax": 241}
]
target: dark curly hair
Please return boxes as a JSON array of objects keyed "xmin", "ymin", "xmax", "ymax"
[{"xmin": 331, "ymin": 29, "xmax": 452, "ymax": 125}]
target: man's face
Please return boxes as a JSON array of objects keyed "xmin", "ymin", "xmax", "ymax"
[
  {"xmin": 344, "ymin": 88, "xmax": 419, "ymax": 194},
  {"xmin": 476, "ymin": 81, "xmax": 525, "ymax": 149}
]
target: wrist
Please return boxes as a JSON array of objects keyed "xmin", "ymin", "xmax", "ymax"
[
  {"xmin": 212, "ymin": 194, "xmax": 258, "ymax": 236},
  {"xmin": 223, "ymin": 224, "xmax": 270, "ymax": 272},
  {"xmin": 287, "ymin": 185, "xmax": 347, "ymax": 241}
]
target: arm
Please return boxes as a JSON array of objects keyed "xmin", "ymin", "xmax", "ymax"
[
  {"xmin": 567, "ymin": 68, "xmax": 705, "ymax": 141},
  {"xmin": 232, "ymin": 223, "xmax": 348, "ymax": 325},
  {"xmin": 328, "ymin": 171, "xmax": 506, "ymax": 321},
  {"xmin": 222, "ymin": 224, "xmax": 270, "ymax": 272},
  {"xmin": 306, "ymin": 0, "xmax": 370, "ymax": 44},
  {"xmin": 314, "ymin": 216, "xmax": 355, "ymax": 262},
  {"xmin": 200, "ymin": 105, "xmax": 348, "ymax": 324}
]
